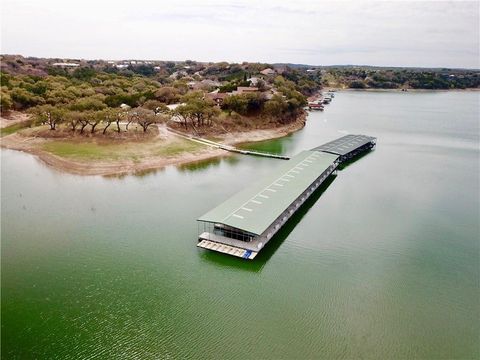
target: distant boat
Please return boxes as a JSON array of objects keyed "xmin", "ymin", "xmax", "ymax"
[{"xmin": 308, "ymin": 103, "xmax": 324, "ymax": 111}]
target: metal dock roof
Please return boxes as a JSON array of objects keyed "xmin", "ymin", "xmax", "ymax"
[
  {"xmin": 198, "ymin": 150, "xmax": 339, "ymax": 235},
  {"xmin": 312, "ymin": 134, "xmax": 376, "ymax": 156}
]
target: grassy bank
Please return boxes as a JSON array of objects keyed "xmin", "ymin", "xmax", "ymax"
[
  {"xmin": 41, "ymin": 137, "xmax": 205, "ymax": 162},
  {"xmin": 0, "ymin": 120, "xmax": 32, "ymax": 137}
]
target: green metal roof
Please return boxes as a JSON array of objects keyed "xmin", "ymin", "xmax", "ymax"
[
  {"xmin": 312, "ymin": 134, "xmax": 376, "ymax": 156},
  {"xmin": 198, "ymin": 150, "xmax": 339, "ymax": 235}
]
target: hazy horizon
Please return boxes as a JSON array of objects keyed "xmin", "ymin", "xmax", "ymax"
[{"xmin": 1, "ymin": 0, "xmax": 479, "ymax": 69}]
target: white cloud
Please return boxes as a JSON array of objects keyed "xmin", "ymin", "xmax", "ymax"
[{"xmin": 1, "ymin": 0, "xmax": 478, "ymax": 68}]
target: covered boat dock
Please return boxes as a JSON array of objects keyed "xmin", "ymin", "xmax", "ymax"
[{"xmin": 197, "ymin": 134, "xmax": 376, "ymax": 259}]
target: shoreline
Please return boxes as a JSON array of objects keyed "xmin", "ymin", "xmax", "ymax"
[{"xmin": 1, "ymin": 113, "xmax": 307, "ymax": 176}]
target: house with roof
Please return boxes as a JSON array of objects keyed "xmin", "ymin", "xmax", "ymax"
[
  {"xmin": 232, "ymin": 86, "xmax": 259, "ymax": 95},
  {"xmin": 260, "ymin": 68, "xmax": 276, "ymax": 76},
  {"xmin": 205, "ymin": 92, "xmax": 229, "ymax": 106}
]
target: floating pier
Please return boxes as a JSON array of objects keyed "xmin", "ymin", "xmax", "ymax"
[{"xmin": 197, "ymin": 134, "xmax": 376, "ymax": 259}]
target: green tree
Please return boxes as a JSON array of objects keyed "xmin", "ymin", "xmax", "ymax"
[
  {"xmin": 69, "ymin": 96, "xmax": 107, "ymax": 111},
  {"xmin": 0, "ymin": 90, "xmax": 13, "ymax": 114},
  {"xmin": 135, "ymin": 108, "xmax": 158, "ymax": 132},
  {"xmin": 143, "ymin": 100, "xmax": 169, "ymax": 115},
  {"xmin": 33, "ymin": 105, "xmax": 66, "ymax": 130},
  {"xmin": 222, "ymin": 95, "xmax": 248, "ymax": 115},
  {"xmin": 263, "ymin": 95, "xmax": 288, "ymax": 118},
  {"xmin": 100, "ymin": 108, "xmax": 118, "ymax": 134},
  {"xmin": 10, "ymin": 88, "xmax": 45, "ymax": 109}
]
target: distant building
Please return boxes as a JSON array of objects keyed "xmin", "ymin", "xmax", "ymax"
[
  {"xmin": 187, "ymin": 81, "xmax": 199, "ymax": 90},
  {"xmin": 205, "ymin": 92, "xmax": 229, "ymax": 105},
  {"xmin": 260, "ymin": 68, "xmax": 275, "ymax": 76},
  {"xmin": 247, "ymin": 77, "xmax": 260, "ymax": 86},
  {"xmin": 169, "ymin": 70, "xmax": 188, "ymax": 79},
  {"xmin": 116, "ymin": 64, "xmax": 129, "ymax": 69},
  {"xmin": 233, "ymin": 86, "xmax": 259, "ymax": 95},
  {"xmin": 202, "ymin": 79, "xmax": 221, "ymax": 86},
  {"xmin": 52, "ymin": 62, "xmax": 80, "ymax": 67}
]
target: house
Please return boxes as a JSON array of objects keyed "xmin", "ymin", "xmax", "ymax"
[
  {"xmin": 260, "ymin": 68, "xmax": 276, "ymax": 76},
  {"xmin": 169, "ymin": 70, "xmax": 188, "ymax": 79},
  {"xmin": 187, "ymin": 81, "xmax": 198, "ymax": 90},
  {"xmin": 205, "ymin": 92, "xmax": 229, "ymax": 105},
  {"xmin": 233, "ymin": 86, "xmax": 259, "ymax": 95},
  {"xmin": 201, "ymin": 79, "xmax": 221, "ymax": 88},
  {"xmin": 52, "ymin": 62, "xmax": 80, "ymax": 67},
  {"xmin": 247, "ymin": 77, "xmax": 260, "ymax": 86}
]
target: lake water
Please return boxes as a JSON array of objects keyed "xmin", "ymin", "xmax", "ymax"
[{"xmin": 2, "ymin": 91, "xmax": 479, "ymax": 359}]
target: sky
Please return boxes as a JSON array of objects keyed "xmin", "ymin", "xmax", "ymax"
[{"xmin": 1, "ymin": 0, "xmax": 479, "ymax": 68}]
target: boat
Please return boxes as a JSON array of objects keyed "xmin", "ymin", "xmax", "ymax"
[{"xmin": 308, "ymin": 103, "xmax": 324, "ymax": 111}]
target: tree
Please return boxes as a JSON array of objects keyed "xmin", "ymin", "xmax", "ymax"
[
  {"xmin": 125, "ymin": 110, "xmax": 138, "ymax": 131},
  {"xmin": 69, "ymin": 96, "xmax": 107, "ymax": 111},
  {"xmin": 174, "ymin": 105, "xmax": 191, "ymax": 130},
  {"xmin": 182, "ymin": 92, "xmax": 217, "ymax": 127},
  {"xmin": 135, "ymin": 108, "xmax": 158, "ymax": 132},
  {"xmin": 222, "ymin": 95, "xmax": 248, "ymax": 115},
  {"xmin": 72, "ymin": 67, "xmax": 96, "ymax": 80},
  {"xmin": 143, "ymin": 100, "xmax": 169, "ymax": 115},
  {"xmin": 0, "ymin": 90, "xmax": 13, "ymax": 114},
  {"xmin": 33, "ymin": 105, "xmax": 66, "ymax": 130},
  {"xmin": 349, "ymin": 80, "xmax": 366, "ymax": 89},
  {"xmin": 66, "ymin": 111, "xmax": 82, "ymax": 132},
  {"xmin": 87, "ymin": 111, "xmax": 103, "ymax": 134},
  {"xmin": 78, "ymin": 112, "xmax": 90, "ymax": 134},
  {"xmin": 10, "ymin": 88, "xmax": 45, "ymax": 109},
  {"xmin": 203, "ymin": 105, "xmax": 220, "ymax": 127},
  {"xmin": 263, "ymin": 95, "xmax": 288, "ymax": 118},
  {"xmin": 154, "ymin": 87, "xmax": 180, "ymax": 104},
  {"xmin": 101, "ymin": 108, "xmax": 118, "ymax": 135}
]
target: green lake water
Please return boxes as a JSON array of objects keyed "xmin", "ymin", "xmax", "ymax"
[{"xmin": 1, "ymin": 91, "xmax": 479, "ymax": 359}]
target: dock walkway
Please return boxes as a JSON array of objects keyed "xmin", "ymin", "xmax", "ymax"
[{"xmin": 166, "ymin": 127, "xmax": 290, "ymax": 160}]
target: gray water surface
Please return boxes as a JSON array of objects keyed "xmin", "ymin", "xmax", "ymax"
[{"xmin": 2, "ymin": 91, "xmax": 479, "ymax": 359}]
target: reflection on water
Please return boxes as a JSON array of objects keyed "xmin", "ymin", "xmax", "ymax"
[
  {"xmin": 238, "ymin": 134, "xmax": 292, "ymax": 155},
  {"xmin": 177, "ymin": 156, "xmax": 223, "ymax": 172}
]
